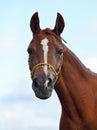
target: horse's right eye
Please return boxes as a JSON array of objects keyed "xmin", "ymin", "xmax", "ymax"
[{"xmin": 27, "ymin": 48, "xmax": 34, "ymax": 55}]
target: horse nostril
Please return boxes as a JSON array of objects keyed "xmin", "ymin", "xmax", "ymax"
[
  {"xmin": 33, "ymin": 78, "xmax": 38, "ymax": 87},
  {"xmin": 48, "ymin": 78, "xmax": 52, "ymax": 86}
]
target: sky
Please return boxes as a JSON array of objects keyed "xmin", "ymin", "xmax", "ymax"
[{"xmin": 0, "ymin": 0, "xmax": 97, "ymax": 130}]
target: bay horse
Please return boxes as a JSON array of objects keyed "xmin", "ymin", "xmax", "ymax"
[{"xmin": 27, "ymin": 12, "xmax": 97, "ymax": 130}]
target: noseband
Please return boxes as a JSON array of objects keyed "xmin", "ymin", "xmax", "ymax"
[{"xmin": 30, "ymin": 62, "xmax": 62, "ymax": 81}]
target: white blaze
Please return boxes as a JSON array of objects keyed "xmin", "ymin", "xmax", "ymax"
[{"xmin": 40, "ymin": 38, "xmax": 49, "ymax": 75}]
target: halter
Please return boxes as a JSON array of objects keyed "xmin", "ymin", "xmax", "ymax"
[{"xmin": 30, "ymin": 62, "xmax": 62, "ymax": 81}]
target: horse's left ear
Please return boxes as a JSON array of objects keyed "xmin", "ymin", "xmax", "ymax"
[
  {"xmin": 52, "ymin": 13, "xmax": 65, "ymax": 35},
  {"xmin": 30, "ymin": 12, "xmax": 40, "ymax": 34}
]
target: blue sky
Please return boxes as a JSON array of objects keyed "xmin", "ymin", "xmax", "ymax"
[{"xmin": 0, "ymin": 1, "xmax": 97, "ymax": 130}]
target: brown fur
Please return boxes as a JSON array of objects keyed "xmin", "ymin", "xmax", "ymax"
[{"xmin": 28, "ymin": 12, "xmax": 97, "ymax": 130}]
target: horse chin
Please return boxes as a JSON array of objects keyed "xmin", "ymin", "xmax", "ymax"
[{"xmin": 35, "ymin": 91, "xmax": 52, "ymax": 100}]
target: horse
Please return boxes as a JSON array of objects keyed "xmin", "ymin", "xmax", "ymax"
[{"xmin": 27, "ymin": 12, "xmax": 97, "ymax": 130}]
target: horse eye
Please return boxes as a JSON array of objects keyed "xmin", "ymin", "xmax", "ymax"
[
  {"xmin": 27, "ymin": 48, "xmax": 34, "ymax": 55},
  {"xmin": 57, "ymin": 48, "xmax": 63, "ymax": 56}
]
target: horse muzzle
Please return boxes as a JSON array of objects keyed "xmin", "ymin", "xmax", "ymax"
[
  {"xmin": 30, "ymin": 63, "xmax": 61, "ymax": 99},
  {"xmin": 32, "ymin": 74, "xmax": 55, "ymax": 99}
]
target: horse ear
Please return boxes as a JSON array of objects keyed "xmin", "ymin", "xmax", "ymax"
[
  {"xmin": 52, "ymin": 13, "xmax": 65, "ymax": 35},
  {"xmin": 30, "ymin": 12, "xmax": 40, "ymax": 34}
]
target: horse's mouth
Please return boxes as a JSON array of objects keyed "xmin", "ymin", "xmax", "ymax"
[{"xmin": 34, "ymin": 89, "xmax": 52, "ymax": 99}]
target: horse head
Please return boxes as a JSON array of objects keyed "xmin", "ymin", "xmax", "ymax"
[{"xmin": 27, "ymin": 12, "xmax": 65, "ymax": 99}]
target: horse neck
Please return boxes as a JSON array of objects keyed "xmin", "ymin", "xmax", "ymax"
[
  {"xmin": 62, "ymin": 48, "xmax": 89, "ymax": 80},
  {"xmin": 55, "ymin": 47, "xmax": 93, "ymax": 120}
]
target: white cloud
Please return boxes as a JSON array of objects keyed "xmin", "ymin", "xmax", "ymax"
[
  {"xmin": 84, "ymin": 57, "xmax": 97, "ymax": 72},
  {"xmin": 0, "ymin": 90, "xmax": 61, "ymax": 130}
]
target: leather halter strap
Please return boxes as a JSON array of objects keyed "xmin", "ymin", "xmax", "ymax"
[{"xmin": 30, "ymin": 62, "xmax": 62, "ymax": 79}]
